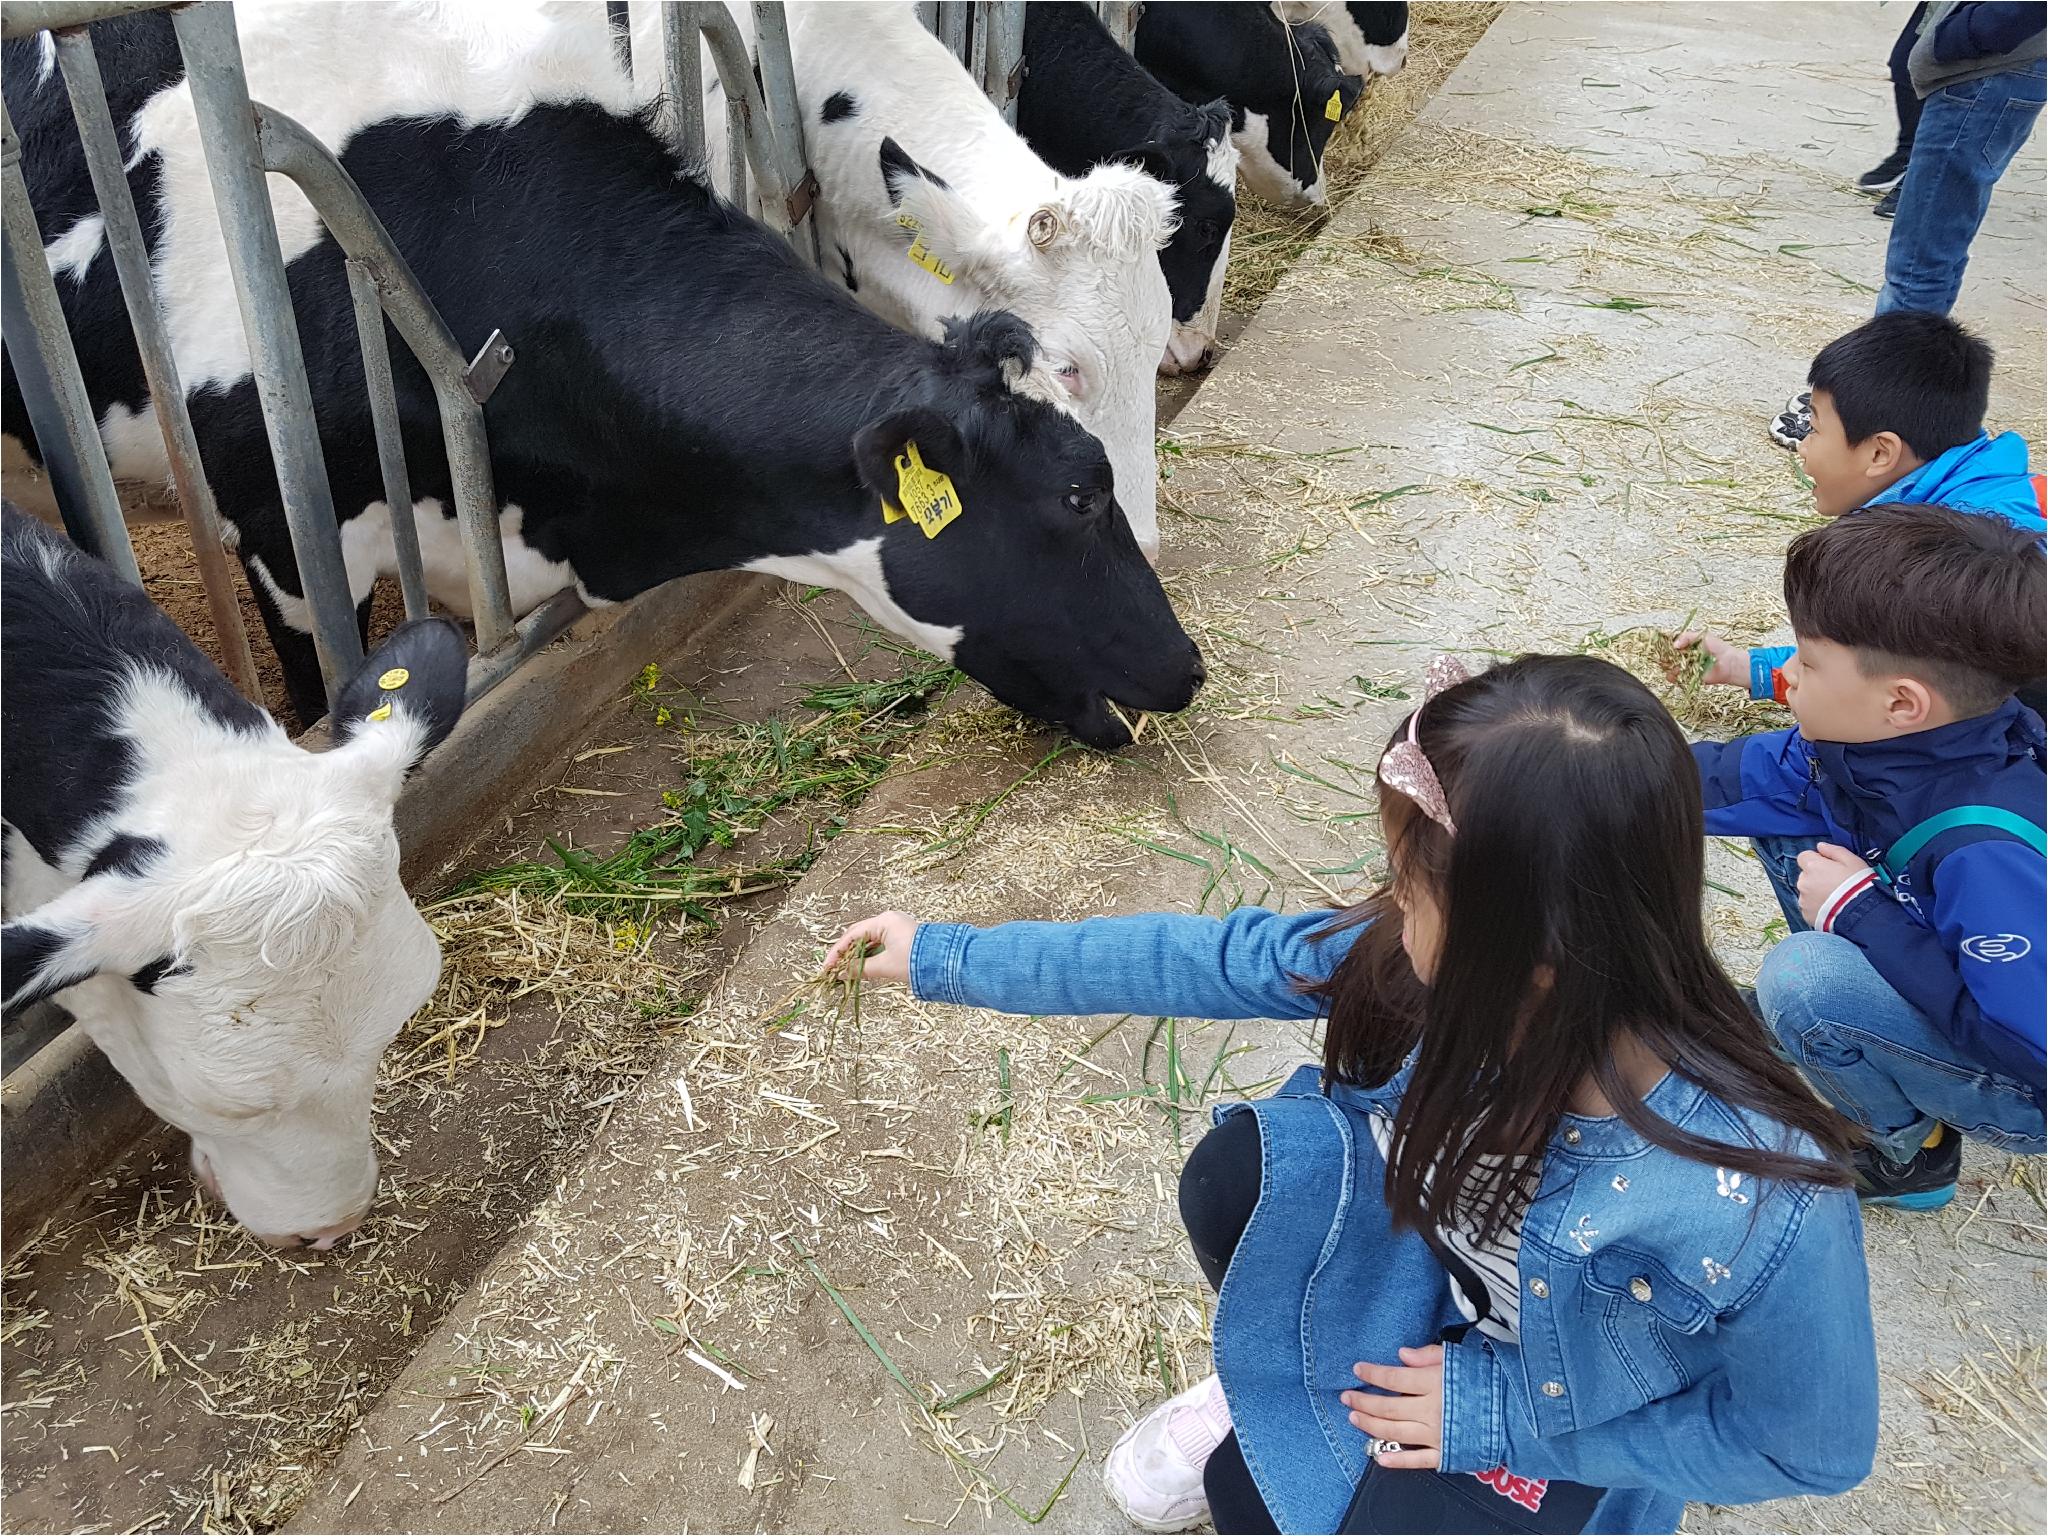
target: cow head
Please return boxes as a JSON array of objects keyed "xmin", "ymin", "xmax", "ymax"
[
  {"xmin": 879, "ymin": 139, "xmax": 1175, "ymax": 558},
  {"xmin": 1128, "ymin": 99, "xmax": 1239, "ymax": 376},
  {"xmin": 1343, "ymin": 3, "xmax": 1411, "ymax": 80},
  {"xmin": 0, "ymin": 620, "xmax": 468, "ymax": 1248},
  {"xmin": 839, "ymin": 313, "xmax": 1203, "ymax": 749},
  {"xmin": 1237, "ymin": 26, "xmax": 1364, "ymax": 208}
]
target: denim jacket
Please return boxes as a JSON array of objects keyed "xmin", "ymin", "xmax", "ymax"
[{"xmin": 913, "ymin": 907, "xmax": 1879, "ymax": 1520}]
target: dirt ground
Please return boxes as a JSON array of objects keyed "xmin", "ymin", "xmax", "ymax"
[{"xmin": 4, "ymin": 4, "xmax": 2043, "ymax": 1535}]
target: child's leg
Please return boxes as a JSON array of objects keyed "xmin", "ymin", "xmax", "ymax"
[
  {"xmin": 1749, "ymin": 835, "xmax": 1818, "ymax": 935},
  {"xmin": 1757, "ymin": 930, "xmax": 2046, "ymax": 1156},
  {"xmin": 1178, "ymin": 1110, "xmax": 1263, "ymax": 1291}
]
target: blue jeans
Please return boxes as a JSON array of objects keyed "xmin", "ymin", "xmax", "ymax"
[
  {"xmin": 1751, "ymin": 838, "xmax": 2047, "ymax": 1157},
  {"xmin": 1876, "ymin": 61, "xmax": 2047, "ymax": 316}
]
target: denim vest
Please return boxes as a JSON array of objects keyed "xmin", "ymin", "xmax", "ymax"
[{"xmin": 911, "ymin": 908, "xmax": 1881, "ymax": 1532}]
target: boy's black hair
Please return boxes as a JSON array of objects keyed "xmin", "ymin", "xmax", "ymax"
[
  {"xmin": 1807, "ymin": 311, "xmax": 1993, "ymax": 460},
  {"xmin": 1785, "ymin": 502, "xmax": 2044, "ymax": 717}
]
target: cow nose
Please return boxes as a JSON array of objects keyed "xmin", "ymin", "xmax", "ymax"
[
  {"xmin": 1189, "ymin": 653, "xmax": 1208, "ymax": 691},
  {"xmin": 191, "ymin": 1149, "xmax": 223, "ymax": 1202}
]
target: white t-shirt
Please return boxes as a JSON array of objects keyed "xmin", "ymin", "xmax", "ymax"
[{"xmin": 1369, "ymin": 1112, "xmax": 1529, "ymax": 1342}]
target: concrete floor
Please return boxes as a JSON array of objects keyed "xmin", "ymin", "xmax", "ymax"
[{"xmin": 275, "ymin": 4, "xmax": 2045, "ymax": 1531}]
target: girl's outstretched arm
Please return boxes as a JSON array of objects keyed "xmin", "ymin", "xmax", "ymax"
[{"xmin": 826, "ymin": 906, "xmax": 1359, "ymax": 1021}]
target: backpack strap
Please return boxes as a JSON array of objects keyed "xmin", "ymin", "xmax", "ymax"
[{"xmin": 1879, "ymin": 805, "xmax": 2048, "ymax": 885}]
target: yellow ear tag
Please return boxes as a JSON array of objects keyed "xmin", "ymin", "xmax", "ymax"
[
  {"xmin": 896, "ymin": 211, "xmax": 954, "ymax": 285},
  {"xmin": 881, "ymin": 441, "xmax": 964, "ymax": 540},
  {"xmin": 1325, "ymin": 89, "xmax": 1343, "ymax": 122},
  {"xmin": 367, "ymin": 703, "xmax": 394, "ymax": 722},
  {"xmin": 378, "ymin": 667, "xmax": 410, "ymax": 689}
]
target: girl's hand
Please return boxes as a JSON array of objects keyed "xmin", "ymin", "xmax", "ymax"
[
  {"xmin": 822, "ymin": 911, "xmax": 919, "ymax": 985},
  {"xmin": 1796, "ymin": 843, "xmax": 1873, "ymax": 927},
  {"xmin": 1342, "ymin": 1344, "xmax": 1444, "ymax": 1470},
  {"xmin": 1671, "ymin": 629, "xmax": 1747, "ymax": 689}
]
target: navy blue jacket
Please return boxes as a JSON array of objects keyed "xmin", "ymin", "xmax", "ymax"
[
  {"xmin": 1933, "ymin": 3, "xmax": 2047, "ymax": 62},
  {"xmin": 1696, "ymin": 701, "xmax": 2046, "ymax": 1100}
]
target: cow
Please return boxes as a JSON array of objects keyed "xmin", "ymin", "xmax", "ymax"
[
  {"xmin": 1273, "ymin": 3, "xmax": 1411, "ymax": 83},
  {"xmin": 1, "ymin": 502, "xmax": 468, "ymax": 1248},
  {"xmin": 1135, "ymin": 1, "xmax": 1365, "ymax": 209},
  {"xmin": 0, "ymin": 0, "xmax": 1200, "ymax": 741},
  {"xmin": 737, "ymin": 1, "xmax": 1178, "ymax": 558},
  {"xmin": 1017, "ymin": 2, "xmax": 1239, "ymax": 378}
]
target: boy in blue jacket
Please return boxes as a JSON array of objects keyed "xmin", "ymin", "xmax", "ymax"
[
  {"xmin": 1697, "ymin": 313, "xmax": 2045, "ymax": 708},
  {"xmin": 1696, "ymin": 504, "xmax": 2045, "ymax": 1209}
]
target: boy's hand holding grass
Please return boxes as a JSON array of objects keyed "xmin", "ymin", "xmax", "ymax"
[
  {"xmin": 824, "ymin": 911, "xmax": 918, "ymax": 984},
  {"xmin": 1670, "ymin": 629, "xmax": 1748, "ymax": 690}
]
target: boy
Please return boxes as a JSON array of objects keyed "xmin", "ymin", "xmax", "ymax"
[
  {"xmin": 1702, "ymin": 312, "xmax": 2044, "ymax": 707},
  {"xmin": 1695, "ymin": 504, "xmax": 2044, "ymax": 1208}
]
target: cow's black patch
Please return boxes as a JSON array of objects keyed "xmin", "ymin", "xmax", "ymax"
[
  {"xmin": 2, "ymin": 921, "xmax": 70, "ymax": 1015},
  {"xmin": 821, "ymin": 90, "xmax": 857, "ymax": 124},
  {"xmin": 838, "ymin": 243, "xmax": 858, "ymax": 292},
  {"xmin": 878, "ymin": 135, "xmax": 949, "ymax": 202},
  {"xmin": 130, "ymin": 954, "xmax": 187, "ymax": 994},
  {"xmin": 83, "ymin": 832, "xmax": 167, "ymax": 881}
]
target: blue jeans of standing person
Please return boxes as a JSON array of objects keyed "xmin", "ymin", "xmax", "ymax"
[
  {"xmin": 1876, "ymin": 60, "xmax": 2048, "ymax": 315},
  {"xmin": 1750, "ymin": 835, "xmax": 2046, "ymax": 1158}
]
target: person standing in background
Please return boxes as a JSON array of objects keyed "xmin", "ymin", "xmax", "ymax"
[
  {"xmin": 1772, "ymin": 3, "xmax": 2042, "ymax": 449},
  {"xmin": 1862, "ymin": 3, "xmax": 1930, "ymax": 217}
]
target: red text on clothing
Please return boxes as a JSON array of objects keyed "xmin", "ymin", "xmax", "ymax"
[{"xmin": 1474, "ymin": 1466, "xmax": 1548, "ymax": 1511}]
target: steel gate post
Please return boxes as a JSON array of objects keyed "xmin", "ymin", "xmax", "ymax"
[
  {"xmin": 659, "ymin": 1, "xmax": 707, "ymax": 165},
  {"xmin": 170, "ymin": 1, "xmax": 364, "ymax": 705},
  {"xmin": 0, "ymin": 99, "xmax": 141, "ymax": 584},
  {"xmin": 345, "ymin": 260, "xmax": 429, "ymax": 623},
  {"xmin": 51, "ymin": 26, "xmax": 262, "ymax": 697}
]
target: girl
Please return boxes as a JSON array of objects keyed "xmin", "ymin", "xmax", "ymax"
[{"xmin": 826, "ymin": 655, "xmax": 1879, "ymax": 1534}]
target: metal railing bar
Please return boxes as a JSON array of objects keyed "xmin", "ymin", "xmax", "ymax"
[
  {"xmin": 751, "ymin": 1, "xmax": 817, "ymax": 259},
  {"xmin": 936, "ymin": 1, "xmax": 971, "ymax": 61},
  {"xmin": 345, "ymin": 259, "xmax": 428, "ymax": 622},
  {"xmin": 979, "ymin": 1, "xmax": 1025, "ymax": 126},
  {"xmin": 659, "ymin": 1, "xmax": 706, "ymax": 166},
  {"xmin": 1097, "ymin": 1, "xmax": 1141, "ymax": 52},
  {"xmin": 0, "ymin": 99, "xmax": 143, "ymax": 585},
  {"xmin": 606, "ymin": 0, "xmax": 633, "ymax": 72},
  {"xmin": 251, "ymin": 102, "xmax": 517, "ymax": 657},
  {"xmin": 51, "ymin": 25, "xmax": 261, "ymax": 698},
  {"xmin": 462, "ymin": 586, "xmax": 586, "ymax": 703},
  {"xmin": 0, "ymin": 1, "xmax": 182, "ymax": 41},
  {"xmin": 170, "ymin": 2, "xmax": 362, "ymax": 705}
]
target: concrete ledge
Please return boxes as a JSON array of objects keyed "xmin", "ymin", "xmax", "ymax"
[{"xmin": 1, "ymin": 567, "xmax": 779, "ymax": 1252}]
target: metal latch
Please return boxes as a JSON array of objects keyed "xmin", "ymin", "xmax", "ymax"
[
  {"xmin": 785, "ymin": 168, "xmax": 819, "ymax": 228},
  {"xmin": 463, "ymin": 330, "xmax": 514, "ymax": 404}
]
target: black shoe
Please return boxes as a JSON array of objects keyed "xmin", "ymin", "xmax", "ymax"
[
  {"xmin": 1873, "ymin": 185, "xmax": 1900, "ymax": 219},
  {"xmin": 1858, "ymin": 148, "xmax": 1911, "ymax": 191},
  {"xmin": 1768, "ymin": 389, "xmax": 1812, "ymax": 450},
  {"xmin": 1853, "ymin": 1126, "xmax": 1961, "ymax": 1211}
]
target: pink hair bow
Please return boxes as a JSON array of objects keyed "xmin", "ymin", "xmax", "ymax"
[{"xmin": 1377, "ymin": 654, "xmax": 1470, "ymax": 834}]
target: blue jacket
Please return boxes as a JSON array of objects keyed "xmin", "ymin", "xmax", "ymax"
[
  {"xmin": 1696, "ymin": 699, "xmax": 2047, "ymax": 1098},
  {"xmin": 911, "ymin": 908, "xmax": 1879, "ymax": 1530},
  {"xmin": 1748, "ymin": 430, "xmax": 2045, "ymax": 698}
]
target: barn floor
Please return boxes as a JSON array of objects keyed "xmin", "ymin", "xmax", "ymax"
[{"xmin": 4, "ymin": 4, "xmax": 2044, "ymax": 1533}]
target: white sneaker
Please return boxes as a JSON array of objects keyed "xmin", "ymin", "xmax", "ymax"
[{"xmin": 1104, "ymin": 1373, "xmax": 1233, "ymax": 1532}]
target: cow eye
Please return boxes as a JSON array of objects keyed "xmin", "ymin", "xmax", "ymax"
[
  {"xmin": 1063, "ymin": 486, "xmax": 1110, "ymax": 517},
  {"xmin": 1052, "ymin": 361, "xmax": 1084, "ymax": 397}
]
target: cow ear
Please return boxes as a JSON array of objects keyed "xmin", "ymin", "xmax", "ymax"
[
  {"xmin": 877, "ymin": 138, "xmax": 1007, "ymax": 291},
  {"xmin": 329, "ymin": 617, "xmax": 469, "ymax": 776},
  {"xmin": 852, "ymin": 408, "xmax": 968, "ymax": 506},
  {"xmin": 941, "ymin": 311, "xmax": 1036, "ymax": 383},
  {"xmin": 1196, "ymin": 98, "xmax": 1233, "ymax": 145},
  {"xmin": 2, "ymin": 879, "xmax": 163, "ymax": 1016}
]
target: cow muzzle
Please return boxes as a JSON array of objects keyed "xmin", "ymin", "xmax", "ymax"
[{"xmin": 1159, "ymin": 323, "xmax": 1219, "ymax": 377}]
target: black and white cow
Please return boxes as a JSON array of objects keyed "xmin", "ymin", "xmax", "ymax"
[
  {"xmin": 0, "ymin": 1, "xmax": 1200, "ymax": 743},
  {"xmin": 1018, "ymin": 2, "xmax": 1239, "ymax": 377},
  {"xmin": 1274, "ymin": 3, "xmax": 1411, "ymax": 83},
  {"xmin": 1135, "ymin": 1, "xmax": 1365, "ymax": 208},
  {"xmin": 2, "ymin": 502, "xmax": 468, "ymax": 1247}
]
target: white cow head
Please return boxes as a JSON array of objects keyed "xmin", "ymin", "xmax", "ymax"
[
  {"xmin": 880, "ymin": 142, "xmax": 1176, "ymax": 558},
  {"xmin": 1, "ymin": 621, "xmax": 468, "ymax": 1248}
]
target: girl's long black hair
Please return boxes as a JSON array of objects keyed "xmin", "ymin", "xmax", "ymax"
[{"xmin": 1307, "ymin": 655, "xmax": 1859, "ymax": 1246}]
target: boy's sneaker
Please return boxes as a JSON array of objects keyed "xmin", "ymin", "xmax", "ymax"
[
  {"xmin": 1853, "ymin": 1123, "xmax": 1962, "ymax": 1210},
  {"xmin": 1769, "ymin": 389, "xmax": 1813, "ymax": 450},
  {"xmin": 1857, "ymin": 147, "xmax": 1912, "ymax": 192},
  {"xmin": 1104, "ymin": 1373, "xmax": 1232, "ymax": 1532},
  {"xmin": 1873, "ymin": 185, "xmax": 1900, "ymax": 220}
]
